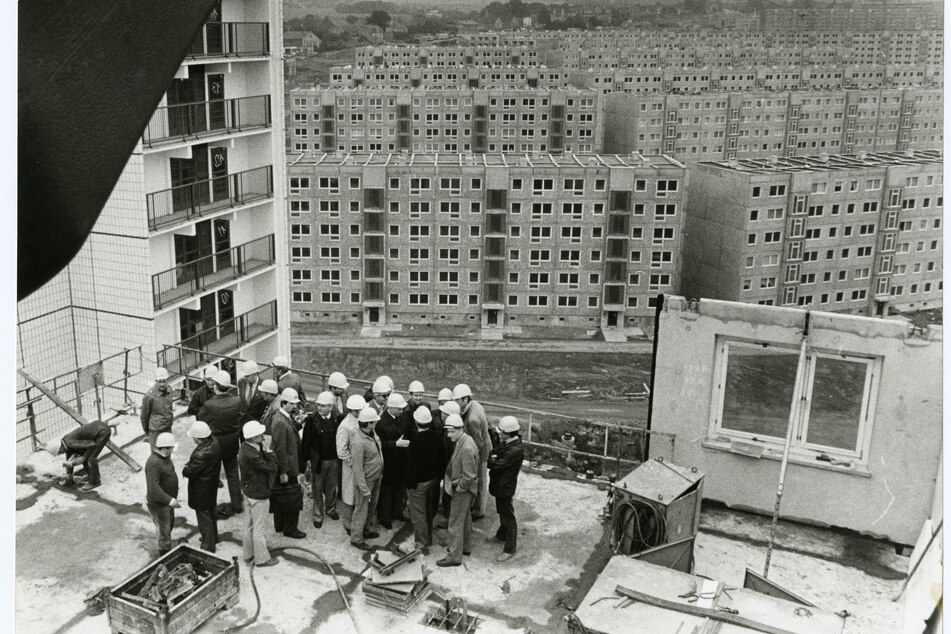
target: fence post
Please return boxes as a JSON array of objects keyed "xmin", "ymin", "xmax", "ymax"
[
  {"xmin": 603, "ymin": 425, "xmax": 610, "ymax": 478},
  {"xmin": 526, "ymin": 412, "xmax": 533, "ymax": 462},
  {"xmin": 73, "ymin": 379, "xmax": 83, "ymax": 416},
  {"xmin": 25, "ymin": 388, "xmax": 39, "ymax": 452}
]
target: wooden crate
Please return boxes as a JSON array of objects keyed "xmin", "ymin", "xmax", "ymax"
[{"xmin": 105, "ymin": 545, "xmax": 240, "ymax": 634}]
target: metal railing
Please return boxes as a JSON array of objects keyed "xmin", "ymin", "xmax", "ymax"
[
  {"xmin": 15, "ymin": 346, "xmax": 149, "ymax": 461},
  {"xmin": 186, "ymin": 22, "xmax": 270, "ymax": 59},
  {"xmin": 142, "ymin": 94, "xmax": 271, "ymax": 147},
  {"xmin": 152, "ymin": 234, "xmax": 275, "ymax": 310},
  {"xmin": 158, "ymin": 300, "xmax": 278, "ymax": 375},
  {"xmin": 146, "ymin": 165, "xmax": 273, "ymax": 232}
]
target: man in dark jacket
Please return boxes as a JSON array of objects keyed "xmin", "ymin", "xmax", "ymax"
[
  {"xmin": 198, "ymin": 370, "xmax": 243, "ymax": 516},
  {"xmin": 141, "ymin": 367, "xmax": 174, "ymax": 449},
  {"xmin": 488, "ymin": 416, "xmax": 524, "ymax": 562},
  {"xmin": 187, "ymin": 367, "xmax": 218, "ymax": 417},
  {"xmin": 270, "ymin": 387, "xmax": 306, "ymax": 538},
  {"xmin": 239, "ymin": 421, "xmax": 279, "ymax": 567},
  {"xmin": 237, "ymin": 360, "xmax": 261, "ymax": 417},
  {"xmin": 273, "ymin": 355, "xmax": 306, "ymax": 403},
  {"xmin": 46, "ymin": 419, "xmax": 116, "ymax": 491},
  {"xmin": 405, "ymin": 406, "xmax": 444, "ymax": 552},
  {"xmin": 240, "ymin": 379, "xmax": 278, "ymax": 425},
  {"xmin": 301, "ymin": 391, "xmax": 341, "ymax": 528},
  {"xmin": 183, "ymin": 421, "xmax": 221, "ymax": 553},
  {"xmin": 376, "ymin": 392, "xmax": 410, "ymax": 529},
  {"xmin": 145, "ymin": 432, "xmax": 180, "ymax": 557}
]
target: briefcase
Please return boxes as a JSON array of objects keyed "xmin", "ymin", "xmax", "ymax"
[{"xmin": 268, "ymin": 482, "xmax": 304, "ymax": 513}]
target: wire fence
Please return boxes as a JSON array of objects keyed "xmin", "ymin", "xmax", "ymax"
[{"xmin": 15, "ymin": 346, "xmax": 149, "ymax": 461}]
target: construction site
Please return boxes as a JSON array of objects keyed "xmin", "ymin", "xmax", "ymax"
[{"xmin": 14, "ymin": 295, "xmax": 942, "ymax": 634}]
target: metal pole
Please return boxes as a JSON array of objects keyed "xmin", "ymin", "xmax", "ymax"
[
  {"xmin": 527, "ymin": 412, "xmax": 533, "ymax": 462},
  {"xmin": 26, "ymin": 388, "xmax": 39, "ymax": 452},
  {"xmin": 93, "ymin": 373, "xmax": 104, "ymax": 422},
  {"xmin": 764, "ymin": 312, "xmax": 811, "ymax": 577}
]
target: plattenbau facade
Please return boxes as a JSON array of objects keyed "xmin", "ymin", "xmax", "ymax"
[{"xmin": 681, "ymin": 151, "xmax": 942, "ymax": 316}]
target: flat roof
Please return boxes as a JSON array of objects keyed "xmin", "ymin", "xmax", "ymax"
[
  {"xmin": 287, "ymin": 152, "xmax": 686, "ymax": 169},
  {"xmin": 699, "ymin": 150, "xmax": 942, "ymax": 174}
]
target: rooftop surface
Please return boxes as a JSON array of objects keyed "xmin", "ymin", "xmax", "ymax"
[
  {"xmin": 16, "ymin": 409, "xmax": 910, "ymax": 633},
  {"xmin": 287, "ymin": 152, "xmax": 685, "ymax": 169},
  {"xmin": 700, "ymin": 150, "xmax": 942, "ymax": 173}
]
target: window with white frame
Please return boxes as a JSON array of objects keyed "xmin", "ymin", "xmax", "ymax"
[{"xmin": 709, "ymin": 338, "xmax": 879, "ymax": 465}]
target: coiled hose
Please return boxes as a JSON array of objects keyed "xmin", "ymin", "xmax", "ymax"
[{"xmin": 612, "ymin": 499, "xmax": 667, "ymax": 555}]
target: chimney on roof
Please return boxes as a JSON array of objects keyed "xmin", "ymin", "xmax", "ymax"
[
  {"xmin": 768, "ymin": 155, "xmax": 779, "ymax": 165},
  {"xmin": 728, "ymin": 159, "xmax": 739, "ymax": 168},
  {"xmin": 819, "ymin": 153, "xmax": 829, "ymax": 162},
  {"xmin": 905, "ymin": 149, "xmax": 915, "ymax": 158},
  {"xmin": 857, "ymin": 151, "xmax": 867, "ymax": 160}
]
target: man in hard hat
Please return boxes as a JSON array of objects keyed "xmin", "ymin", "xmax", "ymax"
[
  {"xmin": 141, "ymin": 367, "xmax": 174, "ymax": 449},
  {"xmin": 145, "ymin": 432, "xmax": 180, "ymax": 557},
  {"xmin": 45, "ymin": 418, "xmax": 117, "ymax": 491},
  {"xmin": 240, "ymin": 379, "xmax": 278, "ymax": 426},
  {"xmin": 273, "ymin": 355, "xmax": 306, "ymax": 403},
  {"xmin": 437, "ymin": 413, "xmax": 478, "ymax": 567},
  {"xmin": 435, "ymin": 399, "xmax": 462, "ymax": 524},
  {"xmin": 405, "ymin": 406, "xmax": 444, "ymax": 552},
  {"xmin": 350, "ymin": 407, "xmax": 383, "ymax": 550},
  {"xmin": 301, "ymin": 391, "xmax": 341, "ymax": 529},
  {"xmin": 367, "ymin": 376, "xmax": 393, "ymax": 415},
  {"xmin": 237, "ymin": 360, "xmax": 261, "ymax": 416},
  {"xmin": 182, "ymin": 421, "xmax": 221, "ymax": 553},
  {"xmin": 489, "ymin": 416, "xmax": 524, "ymax": 562},
  {"xmin": 238, "ymin": 421, "xmax": 279, "ymax": 567},
  {"xmin": 187, "ymin": 367, "xmax": 218, "ymax": 417},
  {"xmin": 198, "ymin": 370, "xmax": 243, "ymax": 516},
  {"xmin": 377, "ymin": 392, "xmax": 410, "ymax": 529},
  {"xmin": 327, "ymin": 371, "xmax": 350, "ymax": 413},
  {"xmin": 336, "ymin": 394, "xmax": 367, "ymax": 535},
  {"xmin": 434, "ymin": 388, "xmax": 454, "ymax": 429},
  {"xmin": 453, "ymin": 384, "xmax": 492, "ymax": 520},
  {"xmin": 270, "ymin": 387, "xmax": 306, "ymax": 539},
  {"xmin": 407, "ymin": 381, "xmax": 432, "ymax": 418}
]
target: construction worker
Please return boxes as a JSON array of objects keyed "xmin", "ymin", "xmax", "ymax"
[
  {"xmin": 273, "ymin": 355, "xmax": 306, "ymax": 403},
  {"xmin": 240, "ymin": 378, "xmax": 278, "ymax": 425},
  {"xmin": 182, "ymin": 421, "xmax": 221, "ymax": 553},
  {"xmin": 437, "ymin": 413, "xmax": 478, "ymax": 567},
  {"xmin": 145, "ymin": 432, "xmax": 180, "ymax": 557},
  {"xmin": 405, "ymin": 407, "xmax": 444, "ymax": 553},
  {"xmin": 350, "ymin": 407, "xmax": 383, "ymax": 550},
  {"xmin": 453, "ymin": 384, "xmax": 492, "ymax": 520},
  {"xmin": 435, "ymin": 399, "xmax": 462, "ymax": 522},
  {"xmin": 45, "ymin": 419, "xmax": 116, "ymax": 491},
  {"xmin": 407, "ymin": 381, "xmax": 432, "ymax": 418},
  {"xmin": 187, "ymin": 367, "xmax": 218, "ymax": 417},
  {"xmin": 141, "ymin": 367, "xmax": 174, "ymax": 449},
  {"xmin": 301, "ymin": 391, "xmax": 341, "ymax": 529},
  {"xmin": 237, "ymin": 360, "xmax": 261, "ymax": 416},
  {"xmin": 198, "ymin": 370, "xmax": 243, "ymax": 516},
  {"xmin": 239, "ymin": 421, "xmax": 279, "ymax": 567},
  {"xmin": 434, "ymin": 388, "xmax": 454, "ymax": 428},
  {"xmin": 489, "ymin": 416, "xmax": 524, "ymax": 562},
  {"xmin": 327, "ymin": 371, "xmax": 350, "ymax": 413},
  {"xmin": 336, "ymin": 394, "xmax": 367, "ymax": 536},
  {"xmin": 367, "ymin": 376, "xmax": 392, "ymax": 415},
  {"xmin": 377, "ymin": 392, "xmax": 410, "ymax": 529},
  {"xmin": 270, "ymin": 387, "xmax": 306, "ymax": 539}
]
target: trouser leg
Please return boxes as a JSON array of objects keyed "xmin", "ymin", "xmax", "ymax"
[
  {"xmin": 148, "ymin": 503, "xmax": 174, "ymax": 553},
  {"xmin": 245, "ymin": 497, "xmax": 271, "ymax": 564},
  {"xmin": 85, "ymin": 451, "xmax": 102, "ymax": 485},
  {"xmin": 496, "ymin": 496, "xmax": 517, "ymax": 553},
  {"xmin": 351, "ymin": 488, "xmax": 369, "ymax": 543},
  {"xmin": 367, "ymin": 478, "xmax": 381, "ymax": 531},
  {"xmin": 221, "ymin": 450, "xmax": 242, "ymax": 511},
  {"xmin": 281, "ymin": 509, "xmax": 300, "ymax": 536},
  {"xmin": 407, "ymin": 481, "xmax": 432, "ymax": 547},
  {"xmin": 377, "ymin": 482, "xmax": 394, "ymax": 525},
  {"xmin": 340, "ymin": 502, "xmax": 353, "ymax": 531},
  {"xmin": 447, "ymin": 490, "xmax": 474, "ymax": 563},
  {"xmin": 196, "ymin": 508, "xmax": 217, "ymax": 552},
  {"xmin": 322, "ymin": 461, "xmax": 339, "ymax": 516},
  {"xmin": 473, "ymin": 461, "xmax": 489, "ymax": 516}
]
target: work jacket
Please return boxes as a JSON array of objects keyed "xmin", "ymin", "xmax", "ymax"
[
  {"xmin": 277, "ymin": 370, "xmax": 306, "ymax": 403},
  {"xmin": 271, "ymin": 409, "xmax": 302, "ymax": 478},
  {"xmin": 376, "ymin": 410, "xmax": 409, "ymax": 484},
  {"xmin": 145, "ymin": 451, "xmax": 178, "ymax": 505},
  {"xmin": 445, "ymin": 433, "xmax": 479, "ymax": 496},
  {"xmin": 301, "ymin": 409, "xmax": 341, "ymax": 472},
  {"xmin": 405, "ymin": 427, "xmax": 445, "ymax": 488},
  {"xmin": 237, "ymin": 376, "xmax": 260, "ymax": 413},
  {"xmin": 62, "ymin": 421, "xmax": 111, "ymax": 460},
  {"xmin": 198, "ymin": 392, "xmax": 242, "ymax": 438},
  {"xmin": 336, "ymin": 413, "xmax": 360, "ymax": 504},
  {"xmin": 183, "ymin": 436, "xmax": 221, "ymax": 511},
  {"xmin": 187, "ymin": 383, "xmax": 214, "ymax": 417},
  {"xmin": 240, "ymin": 392, "xmax": 273, "ymax": 425},
  {"xmin": 140, "ymin": 384, "xmax": 174, "ymax": 435},
  {"xmin": 238, "ymin": 440, "xmax": 278, "ymax": 500},
  {"xmin": 461, "ymin": 400, "xmax": 492, "ymax": 463},
  {"xmin": 351, "ymin": 428, "xmax": 383, "ymax": 496},
  {"xmin": 488, "ymin": 437, "xmax": 524, "ymax": 499}
]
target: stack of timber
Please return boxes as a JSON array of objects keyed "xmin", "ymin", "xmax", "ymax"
[{"xmin": 362, "ymin": 550, "xmax": 432, "ymax": 612}]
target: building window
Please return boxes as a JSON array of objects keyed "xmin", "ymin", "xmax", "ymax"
[
  {"xmin": 291, "ymin": 291, "xmax": 312, "ymax": 303},
  {"xmin": 711, "ymin": 338, "xmax": 879, "ymax": 464}
]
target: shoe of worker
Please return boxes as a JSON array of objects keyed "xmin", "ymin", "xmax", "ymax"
[
  {"xmin": 256, "ymin": 558, "xmax": 279, "ymax": 567},
  {"xmin": 284, "ymin": 530, "xmax": 307, "ymax": 539},
  {"xmin": 326, "ymin": 512, "xmax": 339, "ymax": 520},
  {"xmin": 62, "ymin": 478, "xmax": 76, "ymax": 489},
  {"xmin": 436, "ymin": 558, "xmax": 461, "ymax": 567},
  {"xmin": 351, "ymin": 541, "xmax": 371, "ymax": 551},
  {"xmin": 364, "ymin": 530, "xmax": 380, "ymax": 539},
  {"xmin": 313, "ymin": 520, "xmax": 322, "ymax": 529},
  {"xmin": 496, "ymin": 552, "xmax": 515, "ymax": 562},
  {"xmin": 463, "ymin": 550, "xmax": 472, "ymax": 556},
  {"xmin": 80, "ymin": 482, "xmax": 101, "ymax": 492},
  {"xmin": 380, "ymin": 521, "xmax": 393, "ymax": 530}
]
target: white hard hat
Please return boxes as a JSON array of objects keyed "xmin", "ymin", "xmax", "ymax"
[
  {"xmin": 155, "ymin": 367, "xmax": 170, "ymax": 381},
  {"xmin": 243, "ymin": 420, "xmax": 266, "ymax": 440},
  {"xmin": 188, "ymin": 421, "xmax": 212, "ymax": 439},
  {"xmin": 203, "ymin": 366, "xmax": 218, "ymax": 379},
  {"xmin": 358, "ymin": 407, "xmax": 380, "ymax": 424},
  {"xmin": 259, "ymin": 379, "xmax": 279, "ymax": 395},
  {"xmin": 214, "ymin": 370, "xmax": 232, "ymax": 388},
  {"xmin": 437, "ymin": 388, "xmax": 453, "ymax": 402},
  {"xmin": 381, "ymin": 375, "xmax": 395, "ymax": 390},
  {"xmin": 386, "ymin": 393, "xmax": 407, "ymax": 409},
  {"xmin": 273, "ymin": 355, "xmax": 289, "ymax": 367},
  {"xmin": 346, "ymin": 395, "xmax": 367, "ymax": 411},
  {"xmin": 408, "ymin": 380, "xmax": 425, "ymax": 393},
  {"xmin": 280, "ymin": 387, "xmax": 300, "ymax": 404},
  {"xmin": 444, "ymin": 413, "xmax": 464, "ymax": 429},
  {"xmin": 45, "ymin": 439, "xmax": 63, "ymax": 456},
  {"xmin": 328, "ymin": 371, "xmax": 349, "ymax": 389},
  {"xmin": 498, "ymin": 416, "xmax": 520, "ymax": 433},
  {"xmin": 372, "ymin": 377, "xmax": 392, "ymax": 394},
  {"xmin": 452, "ymin": 384, "xmax": 472, "ymax": 399},
  {"xmin": 315, "ymin": 391, "xmax": 334, "ymax": 406},
  {"xmin": 155, "ymin": 432, "xmax": 177, "ymax": 448},
  {"xmin": 413, "ymin": 407, "xmax": 433, "ymax": 424},
  {"xmin": 242, "ymin": 360, "xmax": 259, "ymax": 375},
  {"xmin": 439, "ymin": 400, "xmax": 461, "ymax": 416}
]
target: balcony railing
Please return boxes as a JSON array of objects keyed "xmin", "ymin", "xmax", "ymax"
[
  {"xmin": 142, "ymin": 94, "xmax": 271, "ymax": 147},
  {"xmin": 147, "ymin": 165, "xmax": 273, "ymax": 232},
  {"xmin": 152, "ymin": 234, "xmax": 275, "ymax": 310},
  {"xmin": 186, "ymin": 22, "xmax": 270, "ymax": 59},
  {"xmin": 158, "ymin": 300, "xmax": 278, "ymax": 376}
]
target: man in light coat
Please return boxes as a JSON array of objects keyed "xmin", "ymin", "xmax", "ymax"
[
  {"xmin": 335, "ymin": 394, "xmax": 367, "ymax": 535},
  {"xmin": 437, "ymin": 413, "xmax": 479, "ymax": 567},
  {"xmin": 453, "ymin": 384, "xmax": 492, "ymax": 519},
  {"xmin": 350, "ymin": 407, "xmax": 383, "ymax": 550}
]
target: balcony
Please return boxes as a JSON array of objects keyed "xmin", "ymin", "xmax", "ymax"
[
  {"xmin": 158, "ymin": 300, "xmax": 278, "ymax": 375},
  {"xmin": 152, "ymin": 234, "xmax": 275, "ymax": 310},
  {"xmin": 186, "ymin": 22, "xmax": 270, "ymax": 59},
  {"xmin": 142, "ymin": 95, "xmax": 271, "ymax": 147},
  {"xmin": 147, "ymin": 165, "xmax": 273, "ymax": 232}
]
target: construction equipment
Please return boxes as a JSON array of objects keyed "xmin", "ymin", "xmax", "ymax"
[
  {"xmin": 424, "ymin": 597, "xmax": 482, "ymax": 633},
  {"xmin": 363, "ymin": 548, "xmax": 432, "ymax": 613}
]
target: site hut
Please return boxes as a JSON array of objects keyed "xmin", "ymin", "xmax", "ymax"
[{"xmin": 285, "ymin": 152, "xmax": 686, "ymax": 335}]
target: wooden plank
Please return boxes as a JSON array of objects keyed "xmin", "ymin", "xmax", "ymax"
[
  {"xmin": 615, "ymin": 585, "xmax": 800, "ymax": 634},
  {"xmin": 18, "ymin": 368, "xmax": 142, "ymax": 472}
]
